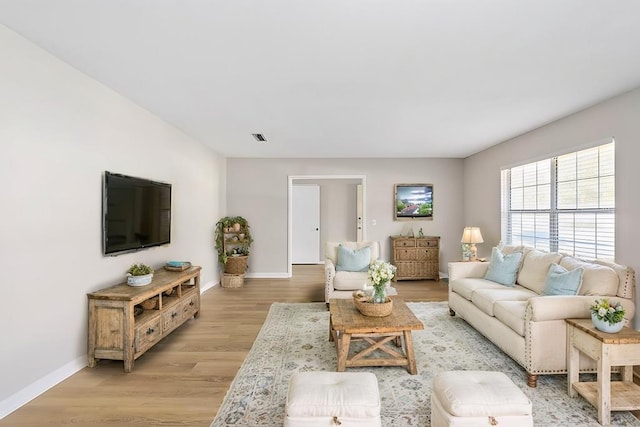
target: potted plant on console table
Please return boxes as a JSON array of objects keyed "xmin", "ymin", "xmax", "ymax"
[{"xmin": 215, "ymin": 216, "xmax": 253, "ymax": 275}]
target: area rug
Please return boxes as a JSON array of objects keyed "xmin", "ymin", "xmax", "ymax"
[{"xmin": 211, "ymin": 302, "xmax": 640, "ymax": 426}]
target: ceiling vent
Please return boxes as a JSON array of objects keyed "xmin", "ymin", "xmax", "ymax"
[{"xmin": 252, "ymin": 133, "xmax": 267, "ymax": 142}]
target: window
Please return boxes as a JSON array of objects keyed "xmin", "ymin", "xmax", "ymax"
[{"xmin": 501, "ymin": 141, "xmax": 615, "ymax": 259}]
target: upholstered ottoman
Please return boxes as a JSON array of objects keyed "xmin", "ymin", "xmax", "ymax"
[
  {"xmin": 284, "ymin": 372, "xmax": 381, "ymax": 426},
  {"xmin": 431, "ymin": 371, "xmax": 532, "ymax": 427}
]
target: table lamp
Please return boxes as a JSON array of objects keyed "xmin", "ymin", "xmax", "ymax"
[{"xmin": 461, "ymin": 227, "xmax": 484, "ymax": 261}]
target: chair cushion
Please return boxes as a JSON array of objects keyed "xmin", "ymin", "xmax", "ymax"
[
  {"xmin": 336, "ymin": 245, "xmax": 371, "ymax": 272},
  {"xmin": 484, "ymin": 247, "xmax": 523, "ymax": 287},
  {"xmin": 333, "ymin": 271, "xmax": 368, "ymax": 291},
  {"xmin": 542, "ymin": 263, "xmax": 583, "ymax": 296}
]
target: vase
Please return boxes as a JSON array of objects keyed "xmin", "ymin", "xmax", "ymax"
[
  {"xmin": 372, "ymin": 284, "xmax": 388, "ymax": 304},
  {"xmin": 127, "ymin": 273, "xmax": 153, "ymax": 287},
  {"xmin": 591, "ymin": 312, "xmax": 624, "ymax": 333}
]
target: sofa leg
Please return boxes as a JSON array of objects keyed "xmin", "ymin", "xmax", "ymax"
[
  {"xmin": 526, "ymin": 373, "xmax": 538, "ymax": 388},
  {"xmin": 448, "ymin": 307, "xmax": 455, "ymax": 316}
]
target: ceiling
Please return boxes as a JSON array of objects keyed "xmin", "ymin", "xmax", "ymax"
[{"xmin": 2, "ymin": 1, "xmax": 640, "ymax": 158}]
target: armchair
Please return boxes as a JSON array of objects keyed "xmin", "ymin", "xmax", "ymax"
[{"xmin": 324, "ymin": 241, "xmax": 396, "ymax": 304}]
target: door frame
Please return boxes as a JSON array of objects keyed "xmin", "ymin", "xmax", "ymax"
[{"xmin": 287, "ymin": 175, "xmax": 367, "ymax": 278}]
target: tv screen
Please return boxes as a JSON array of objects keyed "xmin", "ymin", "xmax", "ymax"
[
  {"xmin": 103, "ymin": 171, "xmax": 171, "ymax": 255},
  {"xmin": 394, "ymin": 183, "xmax": 433, "ymax": 220}
]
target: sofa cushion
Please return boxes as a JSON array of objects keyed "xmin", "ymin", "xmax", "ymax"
[
  {"xmin": 542, "ymin": 263, "xmax": 583, "ymax": 296},
  {"xmin": 493, "ymin": 301, "xmax": 527, "ymax": 336},
  {"xmin": 471, "ymin": 286, "xmax": 537, "ymax": 317},
  {"xmin": 483, "ymin": 247, "xmax": 523, "ymax": 287},
  {"xmin": 336, "ymin": 245, "xmax": 371, "ymax": 272},
  {"xmin": 517, "ymin": 249, "xmax": 563, "ymax": 294},
  {"xmin": 592, "ymin": 259, "xmax": 634, "ymax": 299},
  {"xmin": 559, "ymin": 256, "xmax": 618, "ymax": 296},
  {"xmin": 333, "ymin": 271, "xmax": 368, "ymax": 291},
  {"xmin": 450, "ymin": 278, "xmax": 506, "ymax": 300}
]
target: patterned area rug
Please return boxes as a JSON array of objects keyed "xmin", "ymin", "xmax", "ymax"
[{"xmin": 211, "ymin": 302, "xmax": 640, "ymax": 426}]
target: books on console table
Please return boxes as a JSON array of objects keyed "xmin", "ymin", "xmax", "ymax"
[{"xmin": 164, "ymin": 261, "xmax": 192, "ymax": 271}]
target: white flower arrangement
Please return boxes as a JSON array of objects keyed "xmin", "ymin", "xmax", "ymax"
[
  {"xmin": 590, "ymin": 298, "xmax": 625, "ymax": 325},
  {"xmin": 368, "ymin": 260, "xmax": 397, "ymax": 292}
]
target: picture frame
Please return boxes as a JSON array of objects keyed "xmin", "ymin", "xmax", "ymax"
[{"xmin": 394, "ymin": 183, "xmax": 433, "ymax": 221}]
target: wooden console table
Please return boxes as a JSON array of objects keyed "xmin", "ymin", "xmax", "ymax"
[
  {"xmin": 87, "ymin": 266, "xmax": 201, "ymax": 372},
  {"xmin": 390, "ymin": 235, "xmax": 440, "ymax": 281},
  {"xmin": 329, "ymin": 297, "xmax": 424, "ymax": 374},
  {"xmin": 566, "ymin": 318, "xmax": 640, "ymax": 425}
]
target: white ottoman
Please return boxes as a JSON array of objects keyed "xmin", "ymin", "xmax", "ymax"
[
  {"xmin": 285, "ymin": 372, "xmax": 381, "ymax": 427},
  {"xmin": 431, "ymin": 371, "xmax": 533, "ymax": 427}
]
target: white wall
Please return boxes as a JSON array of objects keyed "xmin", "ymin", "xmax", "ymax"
[
  {"xmin": 463, "ymin": 87, "xmax": 640, "ymax": 326},
  {"xmin": 226, "ymin": 158, "xmax": 464, "ymax": 276},
  {"xmin": 0, "ymin": 26, "xmax": 225, "ymax": 416}
]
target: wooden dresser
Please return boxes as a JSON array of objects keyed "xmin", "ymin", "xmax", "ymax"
[
  {"xmin": 87, "ymin": 266, "xmax": 201, "ymax": 372},
  {"xmin": 390, "ymin": 236, "xmax": 440, "ymax": 281}
]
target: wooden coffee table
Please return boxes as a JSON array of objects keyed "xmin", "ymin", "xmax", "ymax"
[{"xmin": 329, "ymin": 297, "xmax": 424, "ymax": 374}]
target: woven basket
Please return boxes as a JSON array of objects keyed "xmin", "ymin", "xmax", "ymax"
[
  {"xmin": 225, "ymin": 255, "xmax": 248, "ymax": 274},
  {"xmin": 221, "ymin": 273, "xmax": 244, "ymax": 288},
  {"xmin": 352, "ymin": 291, "xmax": 393, "ymax": 317}
]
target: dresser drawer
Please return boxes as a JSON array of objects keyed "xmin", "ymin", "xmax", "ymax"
[
  {"xmin": 134, "ymin": 317, "xmax": 162, "ymax": 354},
  {"xmin": 417, "ymin": 248, "xmax": 437, "ymax": 261},
  {"xmin": 395, "ymin": 248, "xmax": 416, "ymax": 261},
  {"xmin": 180, "ymin": 293, "xmax": 199, "ymax": 320},
  {"xmin": 162, "ymin": 303, "xmax": 182, "ymax": 334},
  {"xmin": 393, "ymin": 239, "xmax": 415, "ymax": 248},
  {"xmin": 417, "ymin": 238, "xmax": 439, "ymax": 247}
]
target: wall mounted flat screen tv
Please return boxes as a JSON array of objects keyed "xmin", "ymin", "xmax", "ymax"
[
  {"xmin": 103, "ymin": 171, "xmax": 172, "ymax": 255},
  {"xmin": 394, "ymin": 183, "xmax": 433, "ymax": 220}
]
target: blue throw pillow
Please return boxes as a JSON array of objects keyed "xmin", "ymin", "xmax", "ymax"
[
  {"xmin": 543, "ymin": 263, "xmax": 583, "ymax": 296},
  {"xmin": 484, "ymin": 247, "xmax": 523, "ymax": 287},
  {"xmin": 336, "ymin": 245, "xmax": 371, "ymax": 272}
]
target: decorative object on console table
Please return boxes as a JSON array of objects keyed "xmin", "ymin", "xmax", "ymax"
[
  {"xmin": 390, "ymin": 235, "xmax": 440, "ymax": 281},
  {"xmin": 88, "ymin": 266, "xmax": 201, "ymax": 372},
  {"xmin": 461, "ymin": 227, "xmax": 483, "ymax": 261},
  {"xmin": 164, "ymin": 260, "xmax": 191, "ymax": 271},
  {"xmin": 126, "ymin": 263, "xmax": 154, "ymax": 286}
]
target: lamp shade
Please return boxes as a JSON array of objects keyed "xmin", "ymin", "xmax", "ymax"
[{"xmin": 461, "ymin": 227, "xmax": 484, "ymax": 244}]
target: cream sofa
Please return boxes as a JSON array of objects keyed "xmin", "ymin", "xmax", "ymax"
[
  {"xmin": 448, "ymin": 246, "xmax": 636, "ymax": 387},
  {"xmin": 325, "ymin": 241, "xmax": 396, "ymax": 304}
]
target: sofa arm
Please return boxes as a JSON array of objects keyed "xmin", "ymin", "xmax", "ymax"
[
  {"xmin": 526, "ymin": 295, "xmax": 636, "ymax": 322},
  {"xmin": 325, "ymin": 259, "xmax": 336, "ymax": 303},
  {"xmin": 448, "ymin": 262, "xmax": 489, "ymax": 281}
]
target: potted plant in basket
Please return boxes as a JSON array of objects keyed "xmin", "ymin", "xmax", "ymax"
[
  {"xmin": 126, "ymin": 263, "xmax": 154, "ymax": 286},
  {"xmin": 215, "ymin": 216, "xmax": 253, "ymax": 273}
]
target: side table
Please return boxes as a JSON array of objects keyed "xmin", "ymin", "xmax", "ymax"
[{"xmin": 566, "ymin": 318, "xmax": 640, "ymax": 425}]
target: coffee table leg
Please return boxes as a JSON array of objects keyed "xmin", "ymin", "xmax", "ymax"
[
  {"xmin": 403, "ymin": 330, "xmax": 418, "ymax": 375},
  {"xmin": 329, "ymin": 317, "xmax": 334, "ymax": 342},
  {"xmin": 337, "ymin": 332, "xmax": 351, "ymax": 372}
]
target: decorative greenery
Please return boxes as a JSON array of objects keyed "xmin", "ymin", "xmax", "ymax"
[
  {"xmin": 127, "ymin": 263, "xmax": 153, "ymax": 276},
  {"xmin": 590, "ymin": 298, "xmax": 625, "ymax": 325},
  {"xmin": 215, "ymin": 216, "xmax": 253, "ymax": 264}
]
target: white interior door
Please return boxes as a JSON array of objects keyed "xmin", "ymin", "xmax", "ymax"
[{"xmin": 292, "ymin": 185, "xmax": 320, "ymax": 264}]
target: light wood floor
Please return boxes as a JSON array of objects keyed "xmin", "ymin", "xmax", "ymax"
[{"xmin": 0, "ymin": 265, "xmax": 448, "ymax": 426}]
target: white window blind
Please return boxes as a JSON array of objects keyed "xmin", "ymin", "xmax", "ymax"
[{"xmin": 501, "ymin": 141, "xmax": 615, "ymax": 260}]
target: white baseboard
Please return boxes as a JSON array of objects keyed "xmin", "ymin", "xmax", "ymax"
[
  {"xmin": 245, "ymin": 272, "xmax": 290, "ymax": 279},
  {"xmin": 200, "ymin": 279, "xmax": 217, "ymax": 293},
  {"xmin": 0, "ymin": 355, "xmax": 86, "ymax": 420}
]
